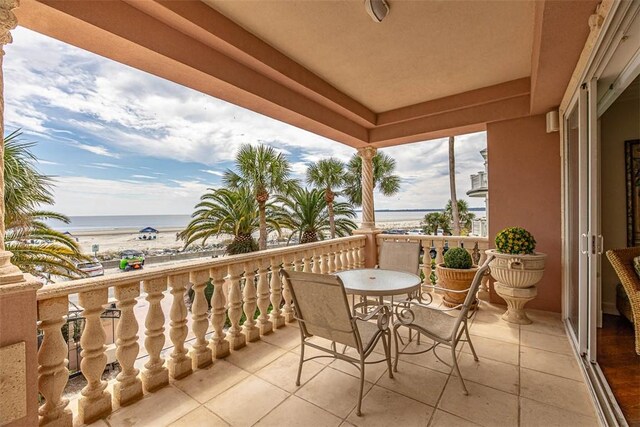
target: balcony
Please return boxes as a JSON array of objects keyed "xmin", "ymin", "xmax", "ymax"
[
  {"xmin": 467, "ymin": 172, "xmax": 488, "ymax": 198},
  {"xmin": 35, "ymin": 235, "xmax": 598, "ymax": 427}
]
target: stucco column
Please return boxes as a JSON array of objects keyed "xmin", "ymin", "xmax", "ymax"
[
  {"xmin": 357, "ymin": 146, "xmax": 377, "ymax": 229},
  {"xmin": 0, "ymin": 2, "xmax": 42, "ymax": 427}
]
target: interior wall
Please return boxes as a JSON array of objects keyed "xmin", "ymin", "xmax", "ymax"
[
  {"xmin": 600, "ymin": 95, "xmax": 640, "ymax": 314},
  {"xmin": 487, "ymin": 114, "xmax": 562, "ymax": 312}
]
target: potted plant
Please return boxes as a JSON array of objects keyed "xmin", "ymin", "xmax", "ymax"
[
  {"xmin": 436, "ymin": 247, "xmax": 478, "ymax": 308},
  {"xmin": 486, "ymin": 227, "xmax": 547, "ymax": 324}
]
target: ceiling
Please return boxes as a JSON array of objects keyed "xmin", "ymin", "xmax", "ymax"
[{"xmin": 204, "ymin": 0, "xmax": 536, "ymax": 112}]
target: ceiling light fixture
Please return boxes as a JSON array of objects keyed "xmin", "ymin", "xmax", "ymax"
[{"xmin": 365, "ymin": 0, "xmax": 390, "ymax": 23}]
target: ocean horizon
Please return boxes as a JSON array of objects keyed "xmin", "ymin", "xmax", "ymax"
[{"xmin": 46, "ymin": 208, "xmax": 487, "ymax": 233}]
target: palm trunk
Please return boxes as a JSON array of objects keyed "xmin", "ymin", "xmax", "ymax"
[
  {"xmin": 328, "ymin": 201, "xmax": 336, "ymax": 239},
  {"xmin": 448, "ymin": 136, "xmax": 461, "ymax": 236},
  {"xmin": 258, "ymin": 200, "xmax": 267, "ymax": 250}
]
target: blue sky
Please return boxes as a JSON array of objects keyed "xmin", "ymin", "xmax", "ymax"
[{"xmin": 5, "ymin": 27, "xmax": 487, "ymax": 216}]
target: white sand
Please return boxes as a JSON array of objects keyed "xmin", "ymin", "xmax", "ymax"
[{"xmin": 72, "ymin": 220, "xmax": 422, "ymax": 255}]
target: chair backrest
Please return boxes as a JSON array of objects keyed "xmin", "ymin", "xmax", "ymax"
[
  {"xmin": 606, "ymin": 247, "xmax": 640, "ymax": 293},
  {"xmin": 280, "ymin": 270, "xmax": 360, "ymax": 348},
  {"xmin": 378, "ymin": 240, "xmax": 421, "ymax": 275},
  {"xmin": 453, "ymin": 255, "xmax": 495, "ymax": 330}
]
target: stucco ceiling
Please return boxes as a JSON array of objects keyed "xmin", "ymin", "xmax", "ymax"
[{"xmin": 204, "ymin": 0, "xmax": 536, "ymax": 112}]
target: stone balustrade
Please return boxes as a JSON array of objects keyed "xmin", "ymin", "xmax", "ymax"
[
  {"xmin": 35, "ymin": 235, "xmax": 365, "ymax": 426},
  {"xmin": 376, "ymin": 234, "xmax": 490, "ymax": 290}
]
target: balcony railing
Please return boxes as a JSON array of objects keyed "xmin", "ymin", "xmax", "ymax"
[
  {"xmin": 36, "ymin": 235, "xmax": 366, "ymax": 426},
  {"xmin": 470, "ymin": 172, "xmax": 488, "ymax": 191}
]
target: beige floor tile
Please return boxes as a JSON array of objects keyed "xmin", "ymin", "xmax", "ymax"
[
  {"xmin": 255, "ymin": 395, "xmax": 342, "ymax": 427},
  {"xmin": 472, "ymin": 308, "xmax": 504, "ymax": 325},
  {"xmin": 399, "ymin": 341, "xmax": 457, "ymax": 375},
  {"xmin": 340, "ymin": 422, "xmax": 356, "ymax": 427},
  {"xmin": 260, "ymin": 325, "xmax": 302, "ymax": 350},
  {"xmin": 225, "ymin": 340, "xmax": 286, "ymax": 373},
  {"xmin": 430, "ymin": 410, "xmax": 480, "ymax": 427},
  {"xmin": 520, "ymin": 368, "xmax": 596, "ymax": 416},
  {"xmin": 520, "ymin": 346, "xmax": 582, "ymax": 381},
  {"xmin": 520, "ymin": 330, "xmax": 572, "ymax": 355},
  {"xmin": 519, "ymin": 315, "xmax": 566, "ymax": 337},
  {"xmin": 520, "ymin": 397, "xmax": 599, "ymax": 427},
  {"xmin": 377, "ymin": 360, "xmax": 448, "ymax": 406},
  {"xmin": 470, "ymin": 320, "xmax": 519, "ymax": 345},
  {"xmin": 86, "ymin": 420, "xmax": 109, "ymax": 427},
  {"xmin": 173, "ymin": 360, "xmax": 250, "ymax": 403},
  {"xmin": 345, "ymin": 385, "xmax": 434, "ymax": 427},
  {"xmin": 453, "ymin": 352, "xmax": 519, "ymax": 395},
  {"xmin": 295, "ymin": 366, "xmax": 374, "ymax": 418},
  {"xmin": 105, "ymin": 386, "xmax": 199, "ymax": 427},
  {"xmin": 438, "ymin": 378, "xmax": 519, "ymax": 427},
  {"xmin": 256, "ymin": 352, "xmax": 324, "ymax": 393},
  {"xmin": 330, "ymin": 348, "xmax": 391, "ymax": 384},
  {"xmin": 168, "ymin": 406, "xmax": 228, "ymax": 426},
  {"xmin": 460, "ymin": 335, "xmax": 519, "ymax": 365},
  {"xmin": 204, "ymin": 376, "xmax": 289, "ymax": 426}
]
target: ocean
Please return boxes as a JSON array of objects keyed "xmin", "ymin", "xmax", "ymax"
[{"xmin": 46, "ymin": 209, "xmax": 487, "ymax": 233}]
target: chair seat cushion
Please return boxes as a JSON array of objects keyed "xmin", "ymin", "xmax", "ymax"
[{"xmin": 404, "ymin": 305, "xmax": 457, "ymax": 342}]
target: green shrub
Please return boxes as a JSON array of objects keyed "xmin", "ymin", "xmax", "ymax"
[
  {"xmin": 495, "ymin": 227, "xmax": 536, "ymax": 254},
  {"xmin": 443, "ymin": 247, "xmax": 473, "ymax": 269}
]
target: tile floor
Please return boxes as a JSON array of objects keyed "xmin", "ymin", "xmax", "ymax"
[{"xmin": 87, "ymin": 296, "xmax": 600, "ymax": 427}]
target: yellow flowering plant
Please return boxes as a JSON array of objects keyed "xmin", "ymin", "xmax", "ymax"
[{"xmin": 495, "ymin": 227, "xmax": 536, "ymax": 255}]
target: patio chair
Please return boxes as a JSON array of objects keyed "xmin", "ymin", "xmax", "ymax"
[
  {"xmin": 280, "ymin": 270, "xmax": 394, "ymax": 416},
  {"xmin": 378, "ymin": 240, "xmax": 421, "ymax": 275},
  {"xmin": 606, "ymin": 247, "xmax": 640, "ymax": 355},
  {"xmin": 392, "ymin": 254, "xmax": 494, "ymax": 395}
]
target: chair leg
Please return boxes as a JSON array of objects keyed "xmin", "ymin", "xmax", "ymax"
[
  {"xmin": 356, "ymin": 358, "xmax": 365, "ymax": 416},
  {"xmin": 451, "ymin": 345, "xmax": 468, "ymax": 395},
  {"xmin": 382, "ymin": 330, "xmax": 393, "ymax": 379},
  {"xmin": 464, "ymin": 323, "xmax": 478, "ymax": 362},
  {"xmin": 393, "ymin": 325, "xmax": 401, "ymax": 372},
  {"xmin": 296, "ymin": 341, "xmax": 305, "ymax": 387}
]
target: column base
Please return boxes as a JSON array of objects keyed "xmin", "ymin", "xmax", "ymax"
[
  {"xmin": 494, "ymin": 283, "xmax": 537, "ymax": 325},
  {"xmin": 226, "ymin": 333, "xmax": 246, "ymax": 351},
  {"xmin": 0, "ymin": 251, "xmax": 25, "ymax": 285},
  {"xmin": 168, "ymin": 356, "xmax": 193, "ymax": 380},
  {"xmin": 283, "ymin": 311, "xmax": 295, "ymax": 323},
  {"xmin": 78, "ymin": 391, "xmax": 111, "ymax": 425},
  {"xmin": 210, "ymin": 339, "xmax": 230, "ymax": 359},
  {"xmin": 242, "ymin": 325, "xmax": 261, "ymax": 342},
  {"xmin": 270, "ymin": 314, "xmax": 285, "ymax": 329},
  {"xmin": 258, "ymin": 320, "xmax": 273, "ymax": 336},
  {"xmin": 189, "ymin": 347, "xmax": 213, "ymax": 370},
  {"xmin": 142, "ymin": 367, "xmax": 169, "ymax": 393},
  {"xmin": 39, "ymin": 408, "xmax": 72, "ymax": 427},
  {"xmin": 113, "ymin": 379, "xmax": 143, "ymax": 407}
]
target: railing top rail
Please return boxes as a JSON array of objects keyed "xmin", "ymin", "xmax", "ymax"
[
  {"xmin": 377, "ymin": 234, "xmax": 489, "ymax": 243},
  {"xmin": 37, "ymin": 235, "xmax": 365, "ymax": 301}
]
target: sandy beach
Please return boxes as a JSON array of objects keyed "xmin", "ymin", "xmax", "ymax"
[{"xmin": 71, "ymin": 220, "xmax": 423, "ymax": 256}]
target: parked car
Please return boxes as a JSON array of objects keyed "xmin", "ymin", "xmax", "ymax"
[
  {"xmin": 119, "ymin": 250, "xmax": 145, "ymax": 271},
  {"xmin": 75, "ymin": 258, "xmax": 104, "ymax": 277},
  {"xmin": 385, "ymin": 229, "xmax": 407, "ymax": 235},
  {"xmin": 407, "ymin": 229, "xmax": 425, "ymax": 235}
]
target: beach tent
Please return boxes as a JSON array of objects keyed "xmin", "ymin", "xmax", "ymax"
[
  {"xmin": 63, "ymin": 231, "xmax": 79, "ymax": 242},
  {"xmin": 138, "ymin": 227, "xmax": 158, "ymax": 240}
]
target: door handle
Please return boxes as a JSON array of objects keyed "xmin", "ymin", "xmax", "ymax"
[
  {"xmin": 580, "ymin": 233, "xmax": 589, "ymax": 254},
  {"xmin": 597, "ymin": 235, "xmax": 604, "ymax": 255}
]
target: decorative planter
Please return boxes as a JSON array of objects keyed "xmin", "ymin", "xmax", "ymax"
[
  {"xmin": 436, "ymin": 264, "xmax": 479, "ymax": 309},
  {"xmin": 486, "ymin": 249, "xmax": 547, "ymax": 324}
]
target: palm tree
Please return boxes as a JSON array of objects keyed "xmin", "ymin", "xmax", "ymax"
[
  {"xmin": 178, "ymin": 187, "xmax": 282, "ymax": 255},
  {"xmin": 343, "ymin": 152, "xmax": 401, "ymax": 206},
  {"xmin": 448, "ymin": 136, "xmax": 461, "ymax": 235},
  {"xmin": 445, "ymin": 199, "xmax": 476, "ymax": 234},
  {"xmin": 224, "ymin": 144, "xmax": 297, "ymax": 250},
  {"xmin": 421, "ymin": 211, "xmax": 451, "ymax": 235},
  {"xmin": 4, "ymin": 130, "xmax": 86, "ymax": 278},
  {"xmin": 274, "ymin": 188, "xmax": 357, "ymax": 244},
  {"xmin": 306, "ymin": 158, "xmax": 345, "ymax": 239}
]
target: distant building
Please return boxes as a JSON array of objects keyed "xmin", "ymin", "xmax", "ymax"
[{"xmin": 467, "ymin": 148, "xmax": 488, "ymax": 237}]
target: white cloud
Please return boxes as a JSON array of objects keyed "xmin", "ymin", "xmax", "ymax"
[
  {"xmin": 71, "ymin": 142, "xmax": 120, "ymax": 158},
  {"xmin": 200, "ymin": 169, "xmax": 224, "ymax": 176},
  {"xmin": 38, "ymin": 159, "xmax": 60, "ymax": 166},
  {"xmin": 131, "ymin": 174, "xmax": 157, "ymax": 179}
]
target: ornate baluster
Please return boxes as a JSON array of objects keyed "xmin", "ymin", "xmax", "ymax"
[
  {"xmin": 281, "ymin": 255, "xmax": 295, "ymax": 322},
  {"xmin": 77, "ymin": 289, "xmax": 111, "ymax": 424},
  {"xmin": 142, "ymin": 277, "xmax": 169, "ymax": 392},
  {"xmin": 293, "ymin": 256, "xmax": 303, "ymax": 272},
  {"xmin": 347, "ymin": 243, "xmax": 356, "ymax": 269},
  {"xmin": 226, "ymin": 264, "xmax": 246, "ymax": 349},
  {"xmin": 334, "ymin": 244, "xmax": 343, "ymax": 271},
  {"xmin": 303, "ymin": 250, "xmax": 312, "ymax": 272},
  {"xmin": 242, "ymin": 261, "xmax": 260, "ymax": 342},
  {"xmin": 113, "ymin": 283, "xmax": 143, "ymax": 407},
  {"xmin": 434, "ymin": 240, "xmax": 445, "ymax": 285},
  {"xmin": 189, "ymin": 270, "xmax": 212, "ymax": 369},
  {"xmin": 256, "ymin": 259, "xmax": 273, "ymax": 335},
  {"xmin": 471, "ymin": 241, "xmax": 481, "ymax": 265},
  {"xmin": 478, "ymin": 240, "xmax": 490, "ymax": 291},
  {"xmin": 209, "ymin": 267, "xmax": 230, "ymax": 358},
  {"xmin": 167, "ymin": 273, "xmax": 192, "ymax": 379},
  {"xmin": 37, "ymin": 297, "xmax": 72, "ymax": 427},
  {"xmin": 420, "ymin": 241, "xmax": 431, "ymax": 287},
  {"xmin": 358, "ymin": 244, "xmax": 365, "ymax": 268},
  {"xmin": 312, "ymin": 249, "xmax": 321, "ymax": 274},
  {"xmin": 269, "ymin": 257, "xmax": 284, "ymax": 328},
  {"xmin": 320, "ymin": 250, "xmax": 329, "ymax": 274}
]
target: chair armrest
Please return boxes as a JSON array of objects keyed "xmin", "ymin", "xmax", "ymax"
[
  {"xmin": 422, "ymin": 284, "xmax": 470, "ymax": 294},
  {"xmin": 355, "ymin": 304, "xmax": 391, "ymax": 331}
]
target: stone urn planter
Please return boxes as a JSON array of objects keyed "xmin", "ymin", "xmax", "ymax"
[
  {"xmin": 436, "ymin": 247, "xmax": 478, "ymax": 309},
  {"xmin": 436, "ymin": 264, "xmax": 479, "ymax": 308},
  {"xmin": 487, "ymin": 227, "xmax": 546, "ymax": 325}
]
